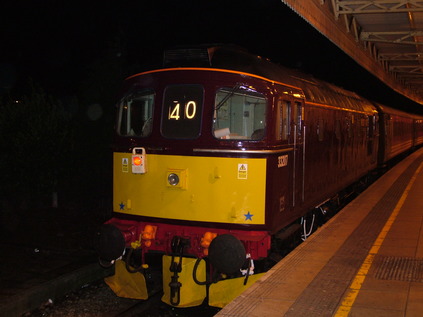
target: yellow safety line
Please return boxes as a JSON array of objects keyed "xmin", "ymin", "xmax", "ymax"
[{"xmin": 334, "ymin": 161, "xmax": 423, "ymax": 317}]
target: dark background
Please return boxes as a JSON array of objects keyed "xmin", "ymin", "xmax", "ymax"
[
  {"xmin": 2, "ymin": 0, "xmax": 420, "ymax": 108},
  {"xmin": 0, "ymin": 0, "xmax": 421, "ymax": 243}
]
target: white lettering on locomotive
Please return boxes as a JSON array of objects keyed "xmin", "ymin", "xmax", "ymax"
[
  {"xmin": 280, "ymin": 196, "xmax": 285, "ymax": 213},
  {"xmin": 278, "ymin": 155, "xmax": 288, "ymax": 168}
]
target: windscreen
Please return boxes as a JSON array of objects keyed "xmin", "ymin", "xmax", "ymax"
[
  {"xmin": 161, "ymin": 84, "xmax": 204, "ymax": 139},
  {"xmin": 117, "ymin": 90, "xmax": 154, "ymax": 137}
]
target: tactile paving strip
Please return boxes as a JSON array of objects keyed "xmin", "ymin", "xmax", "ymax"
[
  {"xmin": 373, "ymin": 256, "xmax": 423, "ymax": 283},
  {"xmin": 284, "ymin": 156, "xmax": 423, "ymax": 316}
]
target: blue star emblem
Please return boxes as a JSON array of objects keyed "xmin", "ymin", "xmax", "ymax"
[
  {"xmin": 244, "ymin": 211, "xmax": 253, "ymax": 221},
  {"xmin": 119, "ymin": 202, "xmax": 125, "ymax": 210}
]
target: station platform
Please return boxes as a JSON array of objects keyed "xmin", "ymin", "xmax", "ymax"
[{"xmin": 216, "ymin": 148, "xmax": 423, "ymax": 317}]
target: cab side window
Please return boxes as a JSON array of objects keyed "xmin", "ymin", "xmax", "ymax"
[{"xmin": 213, "ymin": 86, "xmax": 266, "ymax": 140}]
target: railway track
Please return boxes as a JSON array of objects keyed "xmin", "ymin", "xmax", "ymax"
[
  {"xmin": 116, "ymin": 293, "xmax": 221, "ymax": 317},
  {"xmin": 26, "ymin": 272, "xmax": 220, "ymax": 317}
]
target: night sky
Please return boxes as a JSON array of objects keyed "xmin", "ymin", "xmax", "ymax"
[{"xmin": 0, "ymin": 0, "xmax": 421, "ymax": 111}]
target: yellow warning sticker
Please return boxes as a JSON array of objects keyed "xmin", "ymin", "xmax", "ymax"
[
  {"xmin": 238, "ymin": 164, "xmax": 248, "ymax": 179},
  {"xmin": 122, "ymin": 158, "xmax": 129, "ymax": 173}
]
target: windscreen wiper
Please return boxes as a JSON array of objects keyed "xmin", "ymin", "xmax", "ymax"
[{"xmin": 215, "ymin": 83, "xmax": 241, "ymax": 110}]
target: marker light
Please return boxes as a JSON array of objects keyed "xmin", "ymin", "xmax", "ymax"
[
  {"xmin": 133, "ymin": 156, "xmax": 142, "ymax": 166},
  {"xmin": 142, "ymin": 225, "xmax": 157, "ymax": 247},
  {"xmin": 168, "ymin": 173, "xmax": 180, "ymax": 186},
  {"xmin": 201, "ymin": 231, "xmax": 217, "ymax": 256},
  {"xmin": 132, "ymin": 147, "xmax": 147, "ymax": 174}
]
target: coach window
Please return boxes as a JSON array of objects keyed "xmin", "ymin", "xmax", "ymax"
[
  {"xmin": 347, "ymin": 116, "xmax": 353, "ymax": 138},
  {"xmin": 357, "ymin": 115, "xmax": 362, "ymax": 137},
  {"xmin": 117, "ymin": 89, "xmax": 154, "ymax": 137},
  {"xmin": 335, "ymin": 119, "xmax": 341, "ymax": 140},
  {"xmin": 318, "ymin": 118, "xmax": 325, "ymax": 142},
  {"xmin": 161, "ymin": 85, "xmax": 204, "ymax": 139},
  {"xmin": 213, "ymin": 86, "xmax": 266, "ymax": 140},
  {"xmin": 367, "ymin": 115, "xmax": 376, "ymax": 155},
  {"xmin": 368, "ymin": 115, "xmax": 375, "ymax": 138}
]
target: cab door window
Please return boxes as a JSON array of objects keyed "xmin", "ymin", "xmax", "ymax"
[{"xmin": 213, "ymin": 86, "xmax": 266, "ymax": 140}]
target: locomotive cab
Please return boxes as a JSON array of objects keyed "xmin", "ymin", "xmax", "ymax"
[{"xmin": 95, "ymin": 56, "xmax": 295, "ymax": 306}]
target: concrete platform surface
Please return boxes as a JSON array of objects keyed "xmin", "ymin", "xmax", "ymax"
[{"xmin": 217, "ymin": 148, "xmax": 423, "ymax": 317}]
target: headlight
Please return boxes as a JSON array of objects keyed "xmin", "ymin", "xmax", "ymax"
[
  {"xmin": 168, "ymin": 173, "xmax": 180, "ymax": 186},
  {"xmin": 166, "ymin": 169, "xmax": 187, "ymax": 189}
]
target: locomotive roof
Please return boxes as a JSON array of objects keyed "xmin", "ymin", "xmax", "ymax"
[{"xmin": 163, "ymin": 45, "xmax": 376, "ymax": 114}]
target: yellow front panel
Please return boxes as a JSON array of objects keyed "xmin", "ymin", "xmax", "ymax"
[{"xmin": 113, "ymin": 153, "xmax": 266, "ymax": 224}]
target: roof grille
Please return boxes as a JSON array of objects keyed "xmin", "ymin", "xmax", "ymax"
[{"xmin": 163, "ymin": 48, "xmax": 212, "ymax": 67}]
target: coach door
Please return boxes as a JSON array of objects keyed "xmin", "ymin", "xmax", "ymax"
[
  {"xmin": 277, "ymin": 98, "xmax": 304, "ymax": 211},
  {"xmin": 291, "ymin": 100, "xmax": 304, "ymax": 208}
]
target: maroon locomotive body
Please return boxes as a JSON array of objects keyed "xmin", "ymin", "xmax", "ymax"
[{"xmin": 96, "ymin": 46, "xmax": 423, "ymax": 307}]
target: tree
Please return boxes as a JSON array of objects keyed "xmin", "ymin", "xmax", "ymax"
[{"xmin": 0, "ymin": 81, "xmax": 73, "ymax": 208}]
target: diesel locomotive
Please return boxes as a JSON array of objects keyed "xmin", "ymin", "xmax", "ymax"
[{"xmin": 95, "ymin": 45, "xmax": 423, "ymax": 307}]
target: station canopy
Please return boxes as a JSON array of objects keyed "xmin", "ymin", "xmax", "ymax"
[{"xmin": 282, "ymin": 0, "xmax": 423, "ymax": 105}]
